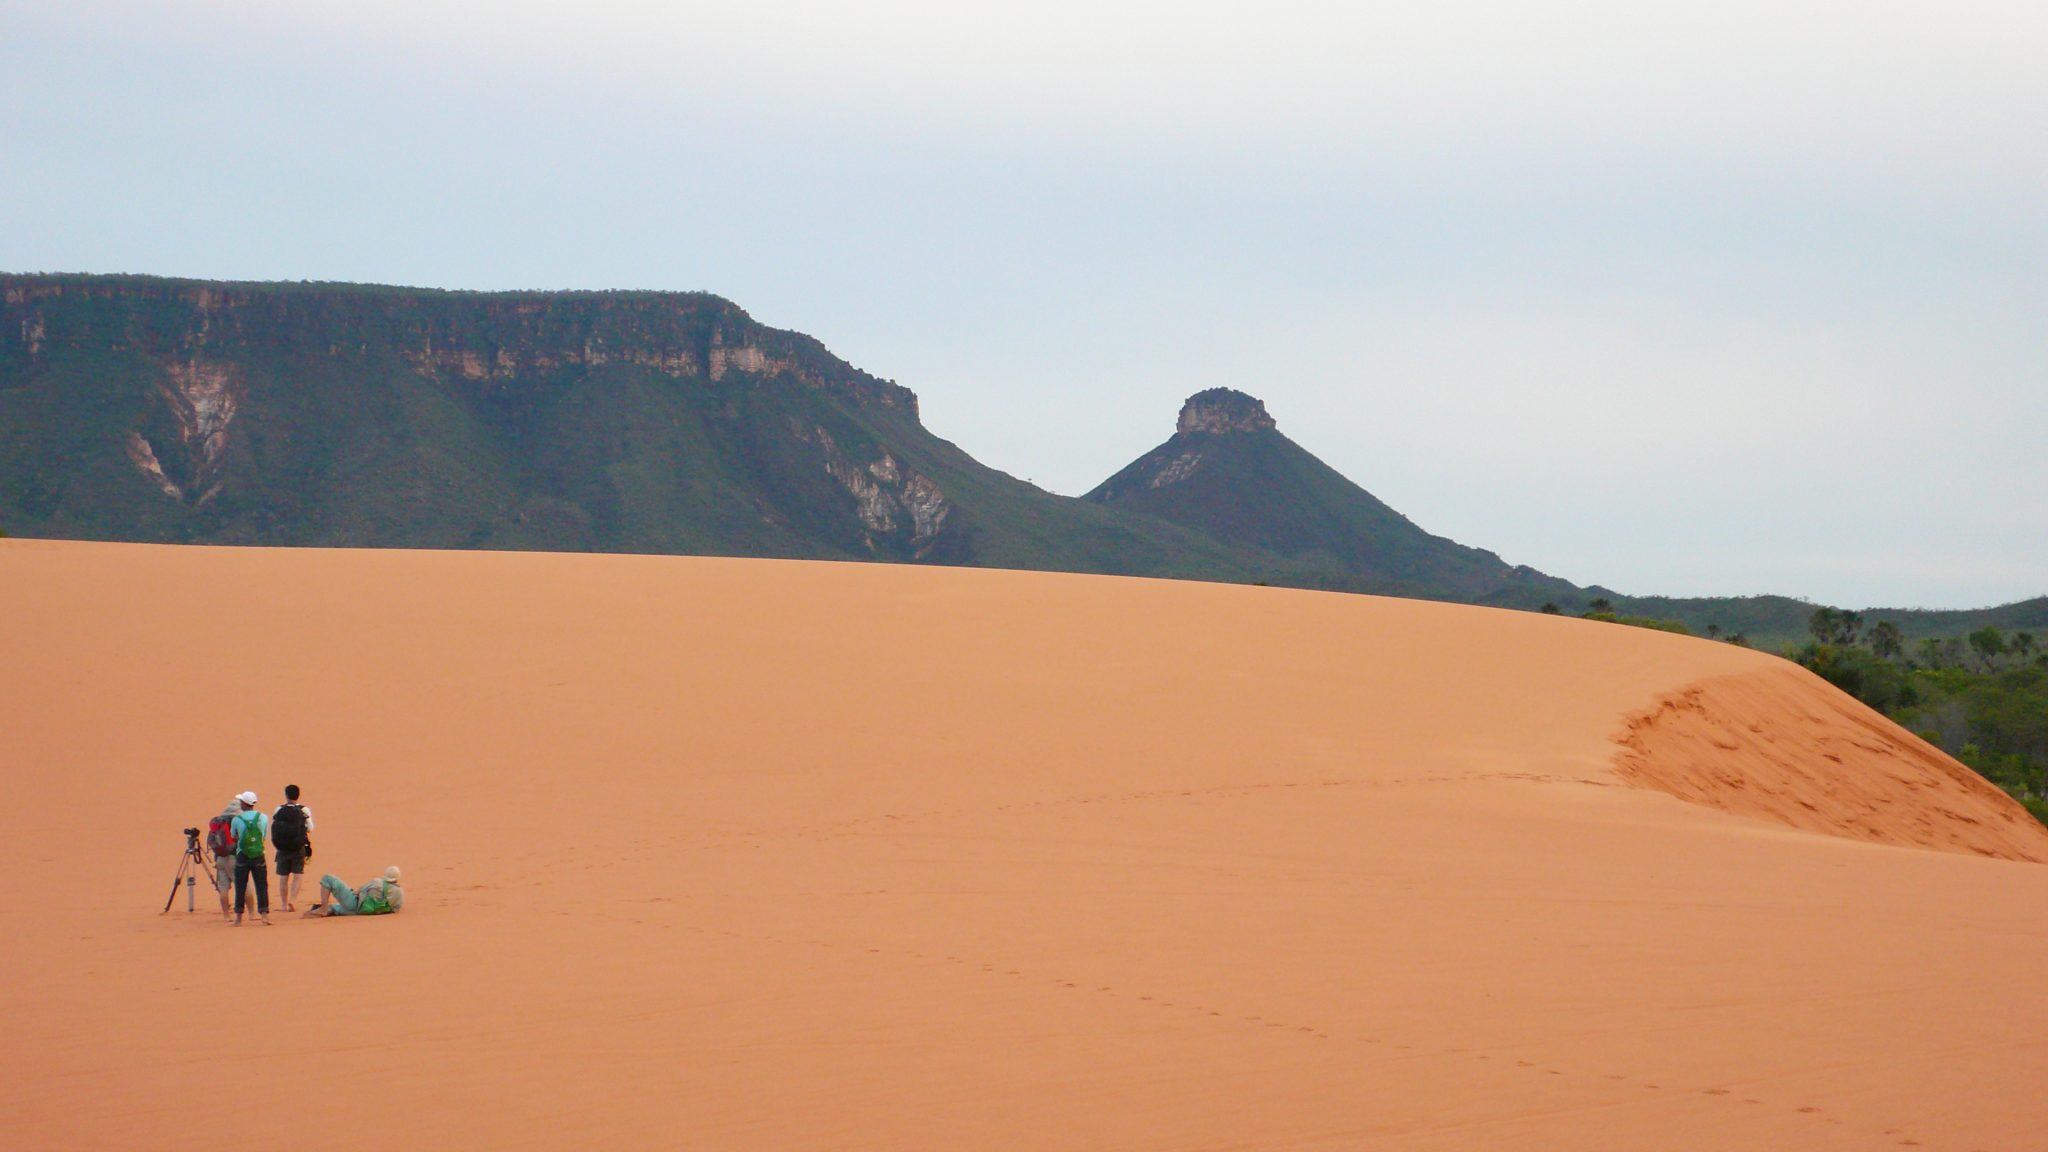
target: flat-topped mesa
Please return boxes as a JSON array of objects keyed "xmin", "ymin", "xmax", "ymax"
[
  {"xmin": 0, "ymin": 273, "xmax": 918, "ymax": 415},
  {"xmin": 1176, "ymin": 388, "xmax": 1276, "ymax": 435}
]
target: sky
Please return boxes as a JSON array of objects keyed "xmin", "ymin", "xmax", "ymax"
[{"xmin": 4, "ymin": 1, "xmax": 2044, "ymax": 608}]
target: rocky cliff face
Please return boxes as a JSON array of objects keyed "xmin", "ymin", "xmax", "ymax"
[
  {"xmin": 802, "ymin": 424, "xmax": 953, "ymax": 558},
  {"xmin": 1, "ymin": 275, "xmax": 916, "ymax": 412},
  {"xmin": 1176, "ymin": 388, "xmax": 1276, "ymax": 435}
]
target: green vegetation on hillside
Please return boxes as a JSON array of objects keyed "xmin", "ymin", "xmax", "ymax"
[
  {"xmin": 1528, "ymin": 590, "xmax": 2048, "ymax": 657},
  {"xmin": 1551, "ymin": 597, "xmax": 1700, "ymax": 636},
  {"xmin": 0, "ymin": 273, "xmax": 1317, "ymax": 586},
  {"xmin": 1085, "ymin": 390, "xmax": 1579, "ymax": 603}
]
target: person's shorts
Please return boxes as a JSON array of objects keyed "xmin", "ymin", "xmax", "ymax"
[
  {"xmin": 274, "ymin": 848, "xmax": 306, "ymax": 875},
  {"xmin": 214, "ymin": 860, "xmax": 234, "ymax": 893}
]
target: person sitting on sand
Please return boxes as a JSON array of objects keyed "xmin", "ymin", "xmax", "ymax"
[{"xmin": 305, "ymin": 866, "xmax": 404, "ymax": 917}]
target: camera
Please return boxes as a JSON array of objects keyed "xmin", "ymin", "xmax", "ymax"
[{"xmin": 164, "ymin": 827, "xmax": 209, "ymax": 913}]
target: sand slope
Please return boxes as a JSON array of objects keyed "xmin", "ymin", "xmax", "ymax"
[
  {"xmin": 3, "ymin": 539, "xmax": 2046, "ymax": 1151},
  {"xmin": 1619, "ymin": 666, "xmax": 2048, "ymax": 862}
]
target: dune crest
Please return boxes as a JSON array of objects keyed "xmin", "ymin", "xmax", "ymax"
[{"xmin": 1614, "ymin": 662, "xmax": 2048, "ymax": 862}]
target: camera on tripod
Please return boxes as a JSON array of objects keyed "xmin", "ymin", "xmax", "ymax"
[{"xmin": 163, "ymin": 826, "xmax": 212, "ymax": 914}]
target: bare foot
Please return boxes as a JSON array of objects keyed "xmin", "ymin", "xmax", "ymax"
[{"xmin": 259, "ymin": 916, "xmax": 272, "ymax": 925}]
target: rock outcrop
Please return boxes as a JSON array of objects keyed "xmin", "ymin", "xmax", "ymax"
[{"xmin": 1176, "ymin": 388, "xmax": 1276, "ymax": 435}]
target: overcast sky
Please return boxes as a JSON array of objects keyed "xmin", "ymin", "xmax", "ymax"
[{"xmin": 5, "ymin": 1, "xmax": 2043, "ymax": 608}]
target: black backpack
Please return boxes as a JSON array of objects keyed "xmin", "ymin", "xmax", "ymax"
[{"xmin": 272, "ymin": 803, "xmax": 308, "ymax": 851}]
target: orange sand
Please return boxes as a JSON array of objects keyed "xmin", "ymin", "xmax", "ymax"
[
  {"xmin": 1619, "ymin": 667, "xmax": 2048, "ymax": 862},
  {"xmin": 3, "ymin": 538, "xmax": 2045, "ymax": 1151}
]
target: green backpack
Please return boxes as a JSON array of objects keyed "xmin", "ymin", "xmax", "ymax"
[{"xmin": 236, "ymin": 814, "xmax": 266, "ymax": 860}]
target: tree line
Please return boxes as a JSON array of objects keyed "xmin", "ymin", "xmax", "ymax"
[{"xmin": 1541, "ymin": 597, "xmax": 1711, "ymax": 639}]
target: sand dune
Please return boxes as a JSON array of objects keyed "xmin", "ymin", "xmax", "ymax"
[
  {"xmin": 3, "ymin": 539, "xmax": 2046, "ymax": 1150},
  {"xmin": 1619, "ymin": 666, "xmax": 2048, "ymax": 862}
]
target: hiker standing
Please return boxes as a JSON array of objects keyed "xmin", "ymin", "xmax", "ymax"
[
  {"xmin": 229, "ymin": 791, "xmax": 271, "ymax": 925},
  {"xmin": 306, "ymin": 866, "xmax": 404, "ymax": 917},
  {"xmin": 206, "ymin": 799, "xmax": 241, "ymax": 922},
  {"xmin": 272, "ymin": 785, "xmax": 314, "ymax": 912}
]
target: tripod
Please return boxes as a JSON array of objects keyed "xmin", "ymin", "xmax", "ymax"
[{"xmin": 161, "ymin": 831, "xmax": 212, "ymax": 914}]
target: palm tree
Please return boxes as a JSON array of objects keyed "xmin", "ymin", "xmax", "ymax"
[{"xmin": 1967, "ymin": 627, "xmax": 2007, "ymax": 671}]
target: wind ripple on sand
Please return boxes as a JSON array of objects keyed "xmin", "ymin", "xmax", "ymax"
[{"xmin": 1613, "ymin": 661, "xmax": 2048, "ymax": 862}]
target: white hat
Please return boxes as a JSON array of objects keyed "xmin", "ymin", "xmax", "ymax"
[
  {"xmin": 382, "ymin": 866, "xmax": 402, "ymax": 884},
  {"xmin": 237, "ymin": 791, "xmax": 258, "ymax": 806}
]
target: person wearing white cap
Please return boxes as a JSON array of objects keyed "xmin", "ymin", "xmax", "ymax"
[
  {"xmin": 305, "ymin": 866, "xmax": 404, "ymax": 917},
  {"xmin": 228, "ymin": 791, "xmax": 271, "ymax": 925}
]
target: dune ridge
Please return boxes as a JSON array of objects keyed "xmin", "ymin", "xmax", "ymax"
[
  {"xmin": 5, "ymin": 539, "xmax": 2048, "ymax": 1151},
  {"xmin": 1614, "ymin": 663, "xmax": 2048, "ymax": 862}
]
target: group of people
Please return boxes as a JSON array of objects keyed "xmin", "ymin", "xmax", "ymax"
[{"xmin": 204, "ymin": 785, "xmax": 404, "ymax": 925}]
